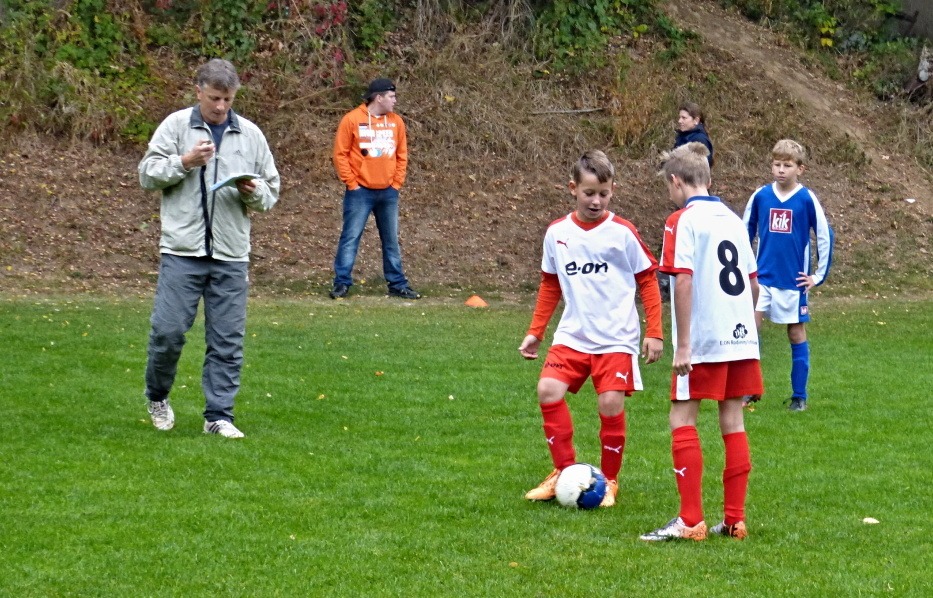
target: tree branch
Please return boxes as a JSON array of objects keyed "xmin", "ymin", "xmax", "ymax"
[{"xmin": 529, "ymin": 108, "xmax": 604, "ymax": 115}]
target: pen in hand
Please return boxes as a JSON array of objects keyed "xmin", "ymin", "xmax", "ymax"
[{"xmin": 182, "ymin": 139, "xmax": 215, "ymax": 170}]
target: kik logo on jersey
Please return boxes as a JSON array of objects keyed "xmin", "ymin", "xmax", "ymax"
[{"xmin": 769, "ymin": 208, "xmax": 793, "ymax": 233}]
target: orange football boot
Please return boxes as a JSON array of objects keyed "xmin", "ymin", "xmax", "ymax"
[{"xmin": 524, "ymin": 469, "xmax": 560, "ymax": 501}]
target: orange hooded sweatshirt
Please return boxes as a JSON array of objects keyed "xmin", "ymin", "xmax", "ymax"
[{"xmin": 333, "ymin": 104, "xmax": 408, "ymax": 190}]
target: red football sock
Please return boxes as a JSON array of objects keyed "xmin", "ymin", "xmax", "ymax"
[
  {"xmin": 722, "ymin": 431, "xmax": 751, "ymax": 525},
  {"xmin": 672, "ymin": 425, "xmax": 704, "ymax": 527},
  {"xmin": 541, "ymin": 399, "xmax": 575, "ymax": 470},
  {"xmin": 599, "ymin": 411, "xmax": 626, "ymax": 481}
]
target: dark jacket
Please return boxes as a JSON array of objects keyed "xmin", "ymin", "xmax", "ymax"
[{"xmin": 674, "ymin": 123, "xmax": 714, "ymax": 167}]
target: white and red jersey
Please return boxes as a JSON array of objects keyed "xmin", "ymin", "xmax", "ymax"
[
  {"xmin": 660, "ymin": 197, "xmax": 759, "ymax": 363},
  {"xmin": 542, "ymin": 212, "xmax": 658, "ymax": 354}
]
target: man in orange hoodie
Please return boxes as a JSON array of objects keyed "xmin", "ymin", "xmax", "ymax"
[{"xmin": 330, "ymin": 78, "xmax": 420, "ymax": 299}]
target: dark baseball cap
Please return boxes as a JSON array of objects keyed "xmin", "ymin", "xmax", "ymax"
[{"xmin": 363, "ymin": 78, "xmax": 396, "ymax": 100}]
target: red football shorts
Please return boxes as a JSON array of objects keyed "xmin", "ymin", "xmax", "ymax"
[
  {"xmin": 670, "ymin": 359, "xmax": 763, "ymax": 401},
  {"xmin": 541, "ymin": 344, "xmax": 640, "ymax": 395}
]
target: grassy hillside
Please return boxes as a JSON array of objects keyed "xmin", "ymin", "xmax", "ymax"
[{"xmin": 0, "ymin": 0, "xmax": 930, "ymax": 298}]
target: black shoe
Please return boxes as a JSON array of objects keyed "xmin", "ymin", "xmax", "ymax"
[
  {"xmin": 329, "ymin": 284, "xmax": 349, "ymax": 299},
  {"xmin": 388, "ymin": 286, "xmax": 421, "ymax": 299},
  {"xmin": 788, "ymin": 397, "xmax": 807, "ymax": 412},
  {"xmin": 742, "ymin": 394, "xmax": 761, "ymax": 408}
]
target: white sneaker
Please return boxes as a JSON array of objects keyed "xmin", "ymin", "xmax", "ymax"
[
  {"xmin": 203, "ymin": 419, "xmax": 245, "ymax": 439},
  {"xmin": 639, "ymin": 516, "xmax": 707, "ymax": 542},
  {"xmin": 147, "ymin": 400, "xmax": 175, "ymax": 431}
]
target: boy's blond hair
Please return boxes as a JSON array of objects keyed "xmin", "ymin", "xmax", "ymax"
[
  {"xmin": 658, "ymin": 142, "xmax": 711, "ymax": 187},
  {"xmin": 771, "ymin": 139, "xmax": 807, "ymax": 165},
  {"xmin": 572, "ymin": 150, "xmax": 614, "ymax": 184}
]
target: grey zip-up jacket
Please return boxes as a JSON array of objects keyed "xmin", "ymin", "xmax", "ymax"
[{"xmin": 139, "ymin": 106, "xmax": 280, "ymax": 261}]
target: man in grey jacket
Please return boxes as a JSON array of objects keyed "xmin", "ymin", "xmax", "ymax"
[{"xmin": 139, "ymin": 59, "xmax": 280, "ymax": 439}]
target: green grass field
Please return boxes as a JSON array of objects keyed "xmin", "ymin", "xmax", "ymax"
[{"xmin": 1, "ymin": 294, "xmax": 930, "ymax": 596}]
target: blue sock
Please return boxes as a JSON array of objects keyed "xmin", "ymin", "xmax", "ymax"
[{"xmin": 790, "ymin": 341, "xmax": 810, "ymax": 400}]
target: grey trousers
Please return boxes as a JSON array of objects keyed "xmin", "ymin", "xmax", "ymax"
[{"xmin": 145, "ymin": 254, "xmax": 248, "ymax": 423}]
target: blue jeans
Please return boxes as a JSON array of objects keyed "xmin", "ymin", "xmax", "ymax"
[{"xmin": 333, "ymin": 185, "xmax": 409, "ymax": 289}]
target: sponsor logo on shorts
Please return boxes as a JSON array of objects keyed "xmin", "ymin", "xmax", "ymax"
[
  {"xmin": 544, "ymin": 361, "xmax": 564, "ymax": 369},
  {"xmin": 800, "ymin": 305, "xmax": 809, "ymax": 315}
]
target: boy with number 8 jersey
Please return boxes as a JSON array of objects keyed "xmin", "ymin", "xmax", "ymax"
[
  {"xmin": 742, "ymin": 139, "xmax": 833, "ymax": 412},
  {"xmin": 640, "ymin": 142, "xmax": 762, "ymax": 542}
]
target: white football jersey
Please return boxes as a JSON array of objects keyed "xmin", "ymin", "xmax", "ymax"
[
  {"xmin": 660, "ymin": 197, "xmax": 759, "ymax": 363},
  {"xmin": 542, "ymin": 212, "xmax": 656, "ymax": 354}
]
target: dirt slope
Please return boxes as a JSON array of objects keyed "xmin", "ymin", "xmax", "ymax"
[
  {"xmin": 0, "ymin": 0, "xmax": 930, "ymax": 298},
  {"xmin": 667, "ymin": 0, "xmax": 932, "ymax": 210}
]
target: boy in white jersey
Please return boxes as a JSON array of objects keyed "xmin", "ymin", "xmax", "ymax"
[
  {"xmin": 742, "ymin": 139, "xmax": 833, "ymax": 412},
  {"xmin": 640, "ymin": 142, "xmax": 762, "ymax": 542},
  {"xmin": 519, "ymin": 150, "xmax": 664, "ymax": 509}
]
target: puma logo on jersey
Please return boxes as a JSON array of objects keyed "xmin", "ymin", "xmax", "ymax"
[
  {"xmin": 615, "ymin": 371, "xmax": 629, "ymax": 383},
  {"xmin": 665, "ymin": 225, "xmax": 675, "ymax": 235},
  {"xmin": 546, "ymin": 436, "xmax": 555, "ymax": 445},
  {"xmin": 769, "ymin": 208, "xmax": 793, "ymax": 233},
  {"xmin": 673, "ymin": 467, "xmax": 687, "ymax": 477},
  {"xmin": 603, "ymin": 445, "xmax": 622, "ymax": 454},
  {"xmin": 556, "ymin": 240, "xmax": 568, "ymax": 247}
]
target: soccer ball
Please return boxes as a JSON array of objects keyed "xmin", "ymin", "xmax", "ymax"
[{"xmin": 555, "ymin": 463, "xmax": 607, "ymax": 509}]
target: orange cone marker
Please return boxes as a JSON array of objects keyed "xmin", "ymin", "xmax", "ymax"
[{"xmin": 465, "ymin": 295, "xmax": 488, "ymax": 308}]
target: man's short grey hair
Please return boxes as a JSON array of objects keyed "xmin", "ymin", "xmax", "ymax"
[{"xmin": 196, "ymin": 59, "xmax": 240, "ymax": 92}]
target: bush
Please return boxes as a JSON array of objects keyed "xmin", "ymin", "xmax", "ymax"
[
  {"xmin": 852, "ymin": 38, "xmax": 919, "ymax": 99},
  {"xmin": 200, "ymin": 0, "xmax": 267, "ymax": 61},
  {"xmin": 718, "ymin": 0, "xmax": 917, "ymax": 99},
  {"xmin": 0, "ymin": 0, "xmax": 692, "ymax": 142},
  {"xmin": 0, "ymin": 0, "xmax": 152, "ymax": 141},
  {"xmin": 532, "ymin": 0, "xmax": 653, "ymax": 74},
  {"xmin": 349, "ymin": 0, "xmax": 395, "ymax": 54}
]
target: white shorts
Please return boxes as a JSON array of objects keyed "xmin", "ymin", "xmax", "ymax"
[{"xmin": 756, "ymin": 285, "xmax": 810, "ymax": 324}]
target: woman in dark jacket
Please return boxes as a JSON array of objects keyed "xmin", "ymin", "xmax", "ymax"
[
  {"xmin": 674, "ymin": 101, "xmax": 714, "ymax": 167},
  {"xmin": 658, "ymin": 101, "xmax": 716, "ymax": 302}
]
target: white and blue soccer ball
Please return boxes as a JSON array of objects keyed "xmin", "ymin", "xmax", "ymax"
[{"xmin": 555, "ymin": 463, "xmax": 607, "ymax": 509}]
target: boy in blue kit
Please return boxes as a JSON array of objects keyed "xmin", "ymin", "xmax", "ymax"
[{"xmin": 742, "ymin": 139, "xmax": 834, "ymax": 412}]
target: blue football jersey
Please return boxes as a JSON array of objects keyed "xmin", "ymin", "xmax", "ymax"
[{"xmin": 742, "ymin": 183, "xmax": 834, "ymax": 290}]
